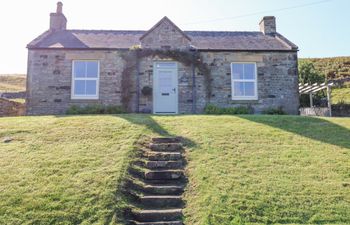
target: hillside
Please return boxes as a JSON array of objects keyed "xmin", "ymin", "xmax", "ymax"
[
  {"xmin": 0, "ymin": 74, "xmax": 26, "ymax": 92},
  {"xmin": 1, "ymin": 115, "xmax": 349, "ymax": 224},
  {"xmin": 300, "ymin": 56, "xmax": 350, "ymax": 80}
]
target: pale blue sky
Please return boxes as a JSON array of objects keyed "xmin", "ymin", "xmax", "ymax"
[{"xmin": 0, "ymin": 0, "xmax": 349, "ymax": 74}]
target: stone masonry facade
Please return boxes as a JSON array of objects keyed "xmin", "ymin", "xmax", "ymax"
[
  {"xmin": 27, "ymin": 49, "xmax": 298, "ymax": 115},
  {"xmin": 26, "ymin": 3, "xmax": 299, "ymax": 115}
]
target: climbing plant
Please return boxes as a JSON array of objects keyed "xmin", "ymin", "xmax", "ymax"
[{"xmin": 120, "ymin": 48, "xmax": 211, "ymax": 111}]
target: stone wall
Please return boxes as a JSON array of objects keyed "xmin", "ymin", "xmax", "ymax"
[
  {"xmin": 202, "ymin": 51, "xmax": 299, "ymax": 114},
  {"xmin": 0, "ymin": 98, "xmax": 25, "ymax": 117},
  {"xmin": 26, "ymin": 49, "xmax": 126, "ymax": 115},
  {"xmin": 140, "ymin": 18, "xmax": 190, "ymax": 50},
  {"xmin": 27, "ymin": 49, "xmax": 299, "ymax": 115}
]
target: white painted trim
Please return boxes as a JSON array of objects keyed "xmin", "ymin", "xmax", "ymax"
[
  {"xmin": 71, "ymin": 60, "xmax": 100, "ymax": 100},
  {"xmin": 231, "ymin": 62, "xmax": 258, "ymax": 100},
  {"xmin": 153, "ymin": 61, "xmax": 178, "ymax": 114}
]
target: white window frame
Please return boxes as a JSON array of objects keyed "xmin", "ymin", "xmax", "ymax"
[
  {"xmin": 231, "ymin": 62, "xmax": 258, "ymax": 100},
  {"xmin": 71, "ymin": 60, "xmax": 100, "ymax": 100}
]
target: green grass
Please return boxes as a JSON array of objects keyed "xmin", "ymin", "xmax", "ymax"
[
  {"xmin": 332, "ymin": 85, "xmax": 350, "ymax": 104},
  {"xmin": 0, "ymin": 116, "xmax": 145, "ymax": 224},
  {"xmin": 0, "ymin": 74, "xmax": 26, "ymax": 92},
  {"xmin": 1, "ymin": 115, "xmax": 350, "ymax": 224}
]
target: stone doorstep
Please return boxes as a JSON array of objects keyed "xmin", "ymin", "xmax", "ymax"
[
  {"xmin": 132, "ymin": 209, "xmax": 182, "ymax": 222},
  {"xmin": 140, "ymin": 195, "xmax": 183, "ymax": 208},
  {"xmin": 149, "ymin": 143, "xmax": 183, "ymax": 152},
  {"xmin": 145, "ymin": 152, "xmax": 182, "ymax": 161}
]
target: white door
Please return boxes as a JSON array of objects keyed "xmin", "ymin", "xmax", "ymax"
[{"xmin": 153, "ymin": 62, "xmax": 178, "ymax": 114}]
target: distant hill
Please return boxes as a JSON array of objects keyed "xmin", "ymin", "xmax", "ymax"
[
  {"xmin": 300, "ymin": 56, "xmax": 350, "ymax": 80},
  {"xmin": 0, "ymin": 74, "xmax": 26, "ymax": 93}
]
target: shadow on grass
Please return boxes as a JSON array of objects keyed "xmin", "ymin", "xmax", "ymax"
[
  {"xmin": 117, "ymin": 114, "xmax": 171, "ymax": 136},
  {"xmin": 116, "ymin": 114, "xmax": 197, "ymax": 147},
  {"xmin": 238, "ymin": 115, "xmax": 350, "ymax": 149}
]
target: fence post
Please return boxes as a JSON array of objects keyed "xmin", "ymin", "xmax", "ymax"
[{"xmin": 327, "ymin": 85, "xmax": 332, "ymax": 117}]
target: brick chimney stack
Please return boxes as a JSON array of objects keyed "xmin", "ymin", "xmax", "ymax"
[
  {"xmin": 50, "ymin": 2, "xmax": 67, "ymax": 31},
  {"xmin": 259, "ymin": 16, "xmax": 276, "ymax": 35}
]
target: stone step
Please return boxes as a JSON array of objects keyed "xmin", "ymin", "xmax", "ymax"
[
  {"xmin": 127, "ymin": 179, "xmax": 185, "ymax": 195},
  {"xmin": 139, "ymin": 178, "xmax": 186, "ymax": 185},
  {"xmin": 133, "ymin": 160, "xmax": 183, "ymax": 170},
  {"xmin": 130, "ymin": 220, "xmax": 183, "ymax": 225},
  {"xmin": 151, "ymin": 137, "xmax": 182, "ymax": 144},
  {"xmin": 143, "ymin": 184, "xmax": 184, "ymax": 195},
  {"xmin": 145, "ymin": 160, "xmax": 183, "ymax": 170},
  {"xmin": 128, "ymin": 166, "xmax": 184, "ymax": 181},
  {"xmin": 149, "ymin": 143, "xmax": 183, "ymax": 152},
  {"xmin": 145, "ymin": 170, "xmax": 184, "ymax": 180},
  {"xmin": 132, "ymin": 209, "xmax": 182, "ymax": 222},
  {"xmin": 144, "ymin": 151, "xmax": 182, "ymax": 161},
  {"xmin": 140, "ymin": 195, "xmax": 183, "ymax": 208}
]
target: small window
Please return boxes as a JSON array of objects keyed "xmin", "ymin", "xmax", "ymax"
[
  {"xmin": 72, "ymin": 60, "xmax": 99, "ymax": 99},
  {"xmin": 231, "ymin": 63, "xmax": 257, "ymax": 100}
]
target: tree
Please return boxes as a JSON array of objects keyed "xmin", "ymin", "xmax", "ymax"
[
  {"xmin": 298, "ymin": 60, "xmax": 325, "ymax": 84},
  {"xmin": 298, "ymin": 60, "xmax": 326, "ymax": 107}
]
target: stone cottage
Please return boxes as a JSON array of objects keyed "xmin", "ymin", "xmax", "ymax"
[{"xmin": 26, "ymin": 2, "xmax": 299, "ymax": 115}]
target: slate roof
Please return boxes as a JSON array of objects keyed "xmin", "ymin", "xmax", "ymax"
[{"xmin": 27, "ymin": 29, "xmax": 298, "ymax": 51}]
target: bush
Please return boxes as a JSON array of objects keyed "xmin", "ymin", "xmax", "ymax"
[
  {"xmin": 204, "ymin": 104, "xmax": 251, "ymax": 115},
  {"xmin": 262, "ymin": 106, "xmax": 286, "ymax": 115},
  {"xmin": 66, "ymin": 104, "xmax": 125, "ymax": 115}
]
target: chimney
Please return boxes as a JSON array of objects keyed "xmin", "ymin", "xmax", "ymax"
[
  {"xmin": 259, "ymin": 16, "xmax": 276, "ymax": 35},
  {"xmin": 50, "ymin": 2, "xmax": 67, "ymax": 31}
]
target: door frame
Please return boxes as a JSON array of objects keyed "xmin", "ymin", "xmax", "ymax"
[{"xmin": 153, "ymin": 61, "xmax": 178, "ymax": 114}]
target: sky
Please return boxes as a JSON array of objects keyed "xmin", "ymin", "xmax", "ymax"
[{"xmin": 0, "ymin": 0, "xmax": 349, "ymax": 74}]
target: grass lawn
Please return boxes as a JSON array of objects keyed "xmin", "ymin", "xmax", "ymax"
[{"xmin": 0, "ymin": 115, "xmax": 349, "ymax": 224}]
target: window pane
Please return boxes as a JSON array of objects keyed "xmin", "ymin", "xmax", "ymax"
[
  {"xmin": 86, "ymin": 62, "xmax": 98, "ymax": 78},
  {"xmin": 245, "ymin": 82, "xmax": 255, "ymax": 96},
  {"xmin": 232, "ymin": 64, "xmax": 243, "ymax": 79},
  {"xmin": 74, "ymin": 80, "xmax": 85, "ymax": 95},
  {"xmin": 156, "ymin": 62, "xmax": 177, "ymax": 69},
  {"xmin": 86, "ymin": 80, "xmax": 97, "ymax": 95},
  {"xmin": 233, "ymin": 82, "xmax": 244, "ymax": 96},
  {"xmin": 244, "ymin": 64, "xmax": 255, "ymax": 79},
  {"xmin": 74, "ymin": 61, "xmax": 86, "ymax": 78}
]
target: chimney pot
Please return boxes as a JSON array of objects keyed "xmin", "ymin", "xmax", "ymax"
[
  {"xmin": 57, "ymin": 2, "xmax": 63, "ymax": 14},
  {"xmin": 259, "ymin": 16, "xmax": 276, "ymax": 35}
]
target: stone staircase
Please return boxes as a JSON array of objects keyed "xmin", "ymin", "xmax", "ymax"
[{"xmin": 126, "ymin": 137, "xmax": 186, "ymax": 225}]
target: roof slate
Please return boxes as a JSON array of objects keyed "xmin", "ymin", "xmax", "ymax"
[{"xmin": 27, "ymin": 29, "xmax": 298, "ymax": 51}]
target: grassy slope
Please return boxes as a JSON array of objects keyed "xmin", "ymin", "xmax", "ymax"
[
  {"xmin": 0, "ymin": 74, "xmax": 26, "ymax": 92},
  {"xmin": 300, "ymin": 57, "xmax": 350, "ymax": 80},
  {"xmin": 1, "ymin": 115, "xmax": 350, "ymax": 224},
  {"xmin": 0, "ymin": 116, "xmax": 146, "ymax": 225},
  {"xmin": 332, "ymin": 85, "xmax": 350, "ymax": 104},
  {"xmin": 300, "ymin": 57, "xmax": 350, "ymax": 104}
]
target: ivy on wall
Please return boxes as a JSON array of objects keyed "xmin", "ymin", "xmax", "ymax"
[{"xmin": 120, "ymin": 48, "xmax": 211, "ymax": 111}]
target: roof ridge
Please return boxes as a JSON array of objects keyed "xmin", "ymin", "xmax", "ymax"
[
  {"xmin": 67, "ymin": 29, "xmax": 146, "ymax": 32},
  {"xmin": 65, "ymin": 29, "xmax": 262, "ymax": 33}
]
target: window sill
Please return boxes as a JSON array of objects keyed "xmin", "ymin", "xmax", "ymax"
[
  {"xmin": 71, "ymin": 96, "xmax": 99, "ymax": 100},
  {"xmin": 231, "ymin": 97, "xmax": 258, "ymax": 101}
]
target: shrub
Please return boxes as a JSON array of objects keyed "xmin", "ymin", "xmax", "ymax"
[
  {"xmin": 262, "ymin": 106, "xmax": 286, "ymax": 115},
  {"xmin": 66, "ymin": 104, "xmax": 125, "ymax": 115},
  {"xmin": 204, "ymin": 104, "xmax": 251, "ymax": 115}
]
